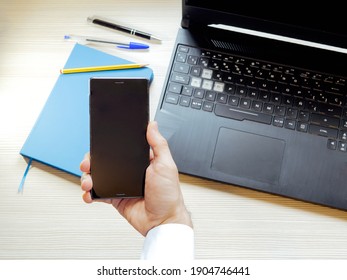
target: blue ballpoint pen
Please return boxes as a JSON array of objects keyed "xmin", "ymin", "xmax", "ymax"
[{"xmin": 64, "ymin": 34, "xmax": 149, "ymax": 49}]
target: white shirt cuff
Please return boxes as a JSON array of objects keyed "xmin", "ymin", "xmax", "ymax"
[{"xmin": 141, "ymin": 223, "xmax": 194, "ymax": 260}]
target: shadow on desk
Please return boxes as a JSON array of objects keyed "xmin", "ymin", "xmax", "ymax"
[
  {"xmin": 180, "ymin": 173, "xmax": 347, "ymax": 222},
  {"xmin": 25, "ymin": 159, "xmax": 347, "ymax": 222}
]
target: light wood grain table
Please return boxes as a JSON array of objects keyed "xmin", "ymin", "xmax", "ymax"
[{"xmin": 1, "ymin": 0, "xmax": 347, "ymax": 260}]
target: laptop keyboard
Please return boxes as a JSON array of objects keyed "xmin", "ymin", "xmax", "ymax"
[{"xmin": 164, "ymin": 44, "xmax": 347, "ymax": 152}]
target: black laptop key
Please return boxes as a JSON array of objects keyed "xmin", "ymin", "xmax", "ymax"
[
  {"xmin": 310, "ymin": 113, "xmax": 340, "ymax": 128},
  {"xmin": 182, "ymin": 86, "xmax": 193, "ymax": 96},
  {"xmin": 327, "ymin": 139, "xmax": 337, "ymax": 150},
  {"xmin": 191, "ymin": 99, "xmax": 203, "ymax": 109},
  {"xmin": 339, "ymin": 131, "xmax": 347, "ymax": 141},
  {"xmin": 202, "ymin": 101, "xmax": 214, "ymax": 112},
  {"xmin": 341, "ymin": 119, "xmax": 347, "ymax": 129},
  {"xmin": 190, "ymin": 66, "xmax": 202, "ymax": 76},
  {"xmin": 284, "ymin": 119, "xmax": 296, "ymax": 130},
  {"xmin": 216, "ymin": 92, "xmax": 228, "ymax": 104},
  {"xmin": 298, "ymin": 110, "xmax": 310, "ymax": 122},
  {"xmin": 165, "ymin": 93, "xmax": 179, "ymax": 105},
  {"xmin": 205, "ymin": 91, "xmax": 216, "ymax": 101},
  {"xmin": 228, "ymin": 96, "xmax": 240, "ymax": 106},
  {"xmin": 179, "ymin": 96, "xmax": 191, "ymax": 107},
  {"xmin": 173, "ymin": 63, "xmax": 190, "ymax": 74},
  {"xmin": 309, "ymin": 124, "xmax": 338, "ymax": 138},
  {"xmin": 168, "ymin": 83, "xmax": 182, "ymax": 94},
  {"xmin": 318, "ymin": 103, "xmax": 342, "ymax": 117},
  {"xmin": 215, "ymin": 104, "xmax": 272, "ymax": 124},
  {"xmin": 187, "ymin": 55, "xmax": 199, "ymax": 65},
  {"xmin": 273, "ymin": 116, "xmax": 284, "ymax": 127},
  {"xmin": 177, "ymin": 45, "xmax": 189, "ymax": 53},
  {"xmin": 338, "ymin": 142, "xmax": 347, "ymax": 152},
  {"xmin": 171, "ymin": 73, "xmax": 190, "ymax": 85}
]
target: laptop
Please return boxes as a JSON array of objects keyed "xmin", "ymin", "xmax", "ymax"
[{"xmin": 154, "ymin": 0, "xmax": 347, "ymax": 211}]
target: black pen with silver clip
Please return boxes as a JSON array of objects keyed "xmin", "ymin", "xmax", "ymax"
[{"xmin": 87, "ymin": 16, "xmax": 161, "ymax": 42}]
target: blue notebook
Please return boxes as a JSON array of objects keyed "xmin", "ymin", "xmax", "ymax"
[{"xmin": 20, "ymin": 44, "xmax": 153, "ymax": 177}]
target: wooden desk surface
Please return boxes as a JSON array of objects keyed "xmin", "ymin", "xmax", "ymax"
[{"xmin": 1, "ymin": 0, "xmax": 347, "ymax": 260}]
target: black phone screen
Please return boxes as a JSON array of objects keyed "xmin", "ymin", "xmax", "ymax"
[{"xmin": 89, "ymin": 77, "xmax": 149, "ymax": 199}]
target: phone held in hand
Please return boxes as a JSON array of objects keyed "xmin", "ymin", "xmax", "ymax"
[{"xmin": 89, "ymin": 77, "xmax": 149, "ymax": 199}]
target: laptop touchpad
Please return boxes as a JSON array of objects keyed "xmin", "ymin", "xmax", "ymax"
[{"xmin": 211, "ymin": 128, "xmax": 285, "ymax": 184}]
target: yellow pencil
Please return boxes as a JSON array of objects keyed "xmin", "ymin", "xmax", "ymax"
[{"xmin": 60, "ymin": 63, "xmax": 148, "ymax": 74}]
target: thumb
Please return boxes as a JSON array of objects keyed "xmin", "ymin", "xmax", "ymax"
[{"xmin": 147, "ymin": 121, "xmax": 174, "ymax": 162}]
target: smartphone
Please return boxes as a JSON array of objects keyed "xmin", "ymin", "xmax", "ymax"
[{"xmin": 89, "ymin": 77, "xmax": 149, "ymax": 199}]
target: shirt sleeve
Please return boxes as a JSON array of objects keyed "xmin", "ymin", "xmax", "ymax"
[{"xmin": 140, "ymin": 223, "xmax": 194, "ymax": 260}]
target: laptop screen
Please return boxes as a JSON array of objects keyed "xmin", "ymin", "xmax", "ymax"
[{"xmin": 184, "ymin": 0, "xmax": 347, "ymax": 49}]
